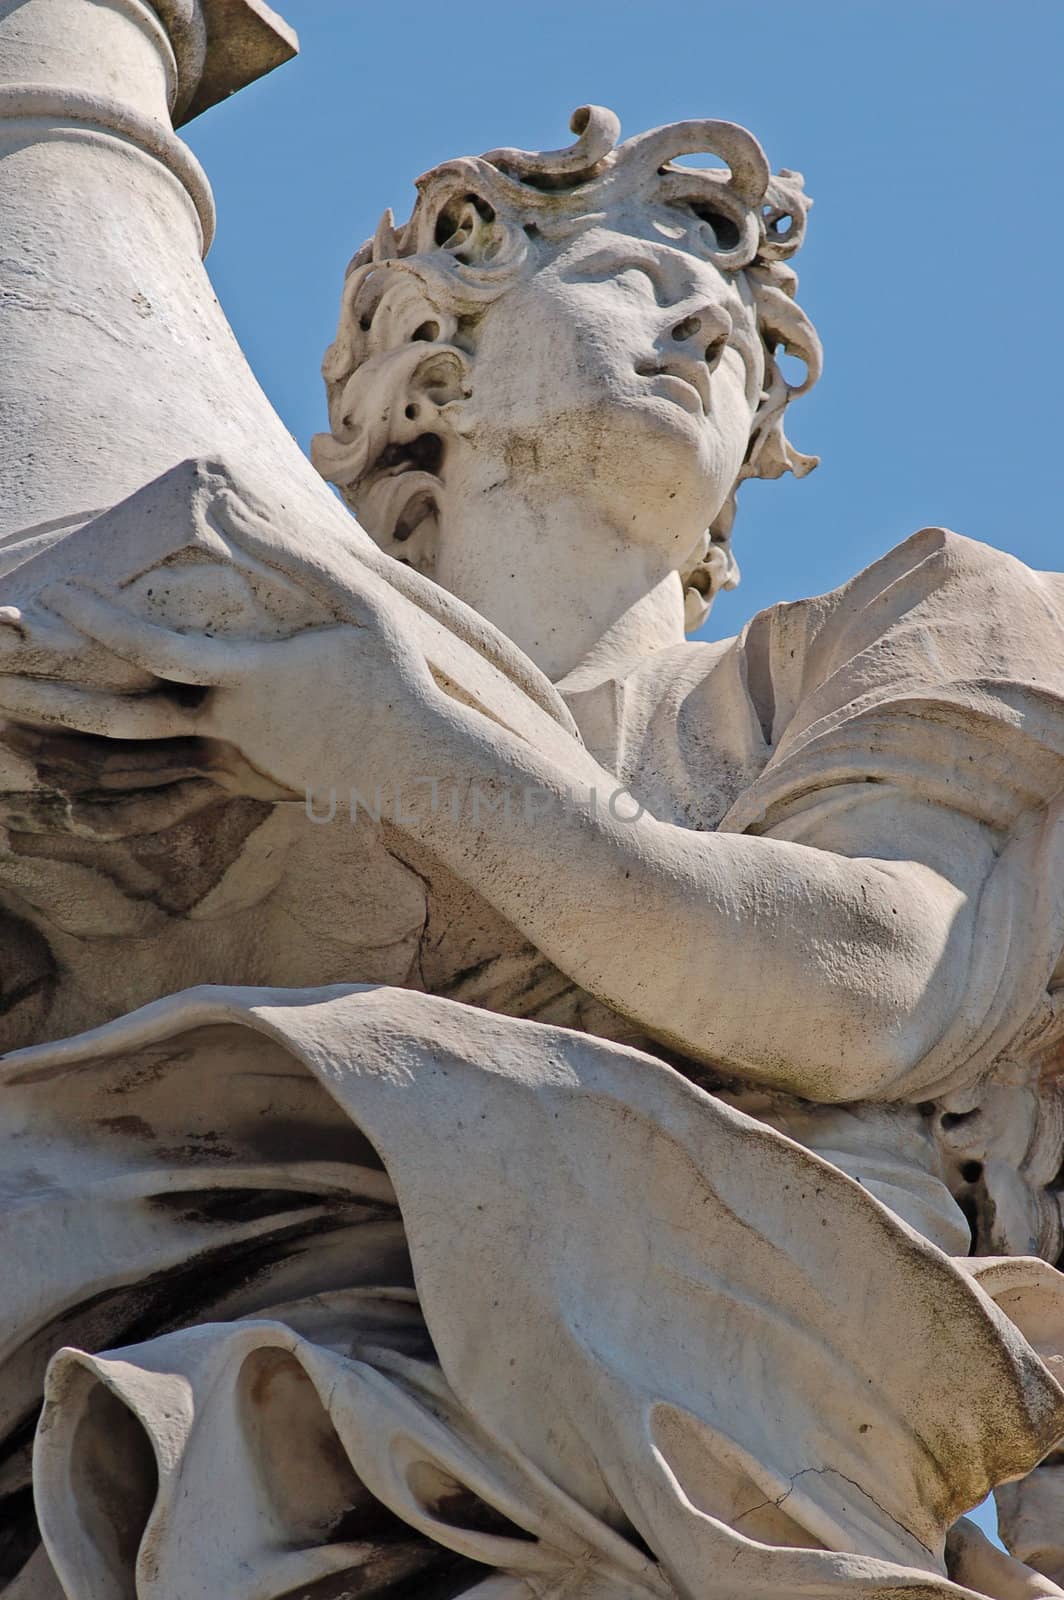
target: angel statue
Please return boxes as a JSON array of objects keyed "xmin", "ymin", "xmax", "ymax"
[{"xmin": 1, "ymin": 102, "xmax": 1063, "ymax": 1600}]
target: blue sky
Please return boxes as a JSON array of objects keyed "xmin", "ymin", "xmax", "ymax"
[{"xmin": 182, "ymin": 3, "xmax": 1061, "ymax": 1547}]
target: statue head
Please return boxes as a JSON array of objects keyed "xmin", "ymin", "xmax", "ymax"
[{"xmin": 313, "ymin": 106, "xmax": 821, "ymax": 631}]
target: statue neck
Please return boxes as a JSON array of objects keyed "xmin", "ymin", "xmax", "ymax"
[
  {"xmin": 0, "ymin": 0, "xmax": 304, "ymax": 542},
  {"xmin": 434, "ymin": 478, "xmax": 688, "ymax": 683}
]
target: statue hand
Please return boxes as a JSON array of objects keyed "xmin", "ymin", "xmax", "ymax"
[{"xmin": 0, "ymin": 583, "xmax": 443, "ymax": 799}]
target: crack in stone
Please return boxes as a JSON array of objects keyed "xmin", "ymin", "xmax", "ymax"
[{"xmin": 732, "ymin": 1465, "xmax": 933, "ymax": 1560}]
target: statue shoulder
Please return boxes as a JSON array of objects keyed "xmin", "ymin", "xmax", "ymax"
[
  {"xmin": 840, "ymin": 524, "xmax": 1062, "ymax": 625},
  {"xmin": 742, "ymin": 526, "xmax": 1064, "ymax": 729},
  {"xmin": 719, "ymin": 525, "xmax": 1064, "ymax": 832}
]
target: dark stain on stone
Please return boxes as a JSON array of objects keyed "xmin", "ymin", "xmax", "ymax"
[
  {"xmin": 0, "ymin": 907, "xmax": 56, "ymax": 1054},
  {"xmin": 0, "ymin": 1484, "xmax": 39, "ymax": 1585},
  {"xmin": 2, "ymin": 724, "xmax": 273, "ymax": 912},
  {"xmin": 96, "ymin": 1114, "xmax": 156, "ymax": 1140},
  {"xmin": 148, "ymin": 1187, "xmax": 370, "ymax": 1227},
  {"xmin": 121, "ymin": 794, "xmax": 274, "ymax": 912}
]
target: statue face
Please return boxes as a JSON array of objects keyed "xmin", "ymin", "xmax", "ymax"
[{"xmin": 452, "ymin": 205, "xmax": 764, "ymax": 563}]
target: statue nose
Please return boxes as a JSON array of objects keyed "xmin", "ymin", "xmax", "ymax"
[{"xmin": 670, "ymin": 309, "xmax": 731, "ymax": 371}]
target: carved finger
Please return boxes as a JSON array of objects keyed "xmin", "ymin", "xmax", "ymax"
[
  {"xmin": 0, "ymin": 677, "xmax": 194, "ymax": 739},
  {"xmin": 37, "ymin": 584, "xmax": 256, "ymax": 687},
  {"xmin": 207, "ymin": 487, "xmax": 378, "ymax": 631},
  {"xmin": 0, "ymin": 603, "xmax": 110, "ymax": 674}
]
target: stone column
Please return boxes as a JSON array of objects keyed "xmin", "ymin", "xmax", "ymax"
[{"xmin": 0, "ymin": 0, "xmax": 345, "ymax": 545}]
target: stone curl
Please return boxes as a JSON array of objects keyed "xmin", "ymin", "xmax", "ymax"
[{"xmin": 312, "ymin": 106, "xmax": 822, "ymax": 628}]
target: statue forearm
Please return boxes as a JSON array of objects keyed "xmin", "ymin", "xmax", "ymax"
[{"xmin": 389, "ymin": 709, "xmax": 978, "ymax": 1101}]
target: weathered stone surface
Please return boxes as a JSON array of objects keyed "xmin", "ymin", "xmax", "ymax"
[
  {"xmin": 2, "ymin": 10, "xmax": 1064, "ymax": 1598},
  {"xmin": 178, "ymin": 0, "xmax": 298, "ymax": 123}
]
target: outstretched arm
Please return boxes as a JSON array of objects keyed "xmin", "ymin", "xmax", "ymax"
[{"xmin": 1, "ymin": 589, "xmax": 993, "ymax": 1103}]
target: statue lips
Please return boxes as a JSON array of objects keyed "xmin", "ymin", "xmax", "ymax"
[{"xmin": 635, "ymin": 356, "xmax": 711, "ymax": 416}]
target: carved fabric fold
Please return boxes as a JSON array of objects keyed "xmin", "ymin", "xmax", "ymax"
[
  {"xmin": 577, "ymin": 529, "xmax": 1064, "ymax": 1106},
  {"xmin": 2, "ymin": 985, "xmax": 1062, "ymax": 1597}
]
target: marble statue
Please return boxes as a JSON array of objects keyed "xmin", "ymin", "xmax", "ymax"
[{"xmin": 1, "ymin": 4, "xmax": 1063, "ymax": 1597}]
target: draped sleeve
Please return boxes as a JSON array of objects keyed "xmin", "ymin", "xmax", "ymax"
[{"xmin": 717, "ymin": 528, "xmax": 1064, "ymax": 1101}]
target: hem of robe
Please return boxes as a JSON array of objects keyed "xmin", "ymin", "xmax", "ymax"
[{"xmin": 4, "ymin": 983, "xmax": 1064, "ymax": 1598}]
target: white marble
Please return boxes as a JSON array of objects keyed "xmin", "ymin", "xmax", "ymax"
[{"xmin": 1, "ymin": 11, "xmax": 1064, "ymax": 1598}]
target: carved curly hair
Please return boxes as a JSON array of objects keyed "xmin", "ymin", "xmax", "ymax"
[{"xmin": 312, "ymin": 106, "xmax": 822, "ymax": 630}]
